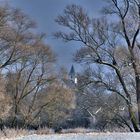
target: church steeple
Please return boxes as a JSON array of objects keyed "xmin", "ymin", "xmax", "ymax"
[
  {"xmin": 69, "ymin": 65, "xmax": 77, "ymax": 84},
  {"xmin": 69, "ymin": 65, "xmax": 75, "ymax": 79}
]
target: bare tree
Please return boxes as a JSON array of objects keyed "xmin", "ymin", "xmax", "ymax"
[
  {"xmin": 0, "ymin": 5, "xmax": 36, "ymax": 70},
  {"xmin": 55, "ymin": 1, "xmax": 140, "ymax": 131},
  {"xmin": 36, "ymin": 81, "xmax": 76, "ymax": 128},
  {"xmin": 5, "ymin": 38, "xmax": 55, "ymax": 127},
  {"xmin": 77, "ymin": 67, "xmax": 132, "ymax": 131}
]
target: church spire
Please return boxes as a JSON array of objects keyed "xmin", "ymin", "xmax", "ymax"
[
  {"xmin": 69, "ymin": 65, "xmax": 77, "ymax": 84},
  {"xmin": 69, "ymin": 65, "xmax": 75, "ymax": 79}
]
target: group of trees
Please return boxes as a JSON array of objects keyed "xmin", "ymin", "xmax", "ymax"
[
  {"xmin": 0, "ymin": 4, "xmax": 75, "ymax": 129},
  {"xmin": 55, "ymin": 0, "xmax": 140, "ymax": 132},
  {"xmin": 76, "ymin": 67, "xmax": 128, "ymax": 131},
  {"xmin": 1, "ymin": 0, "xmax": 140, "ymax": 132}
]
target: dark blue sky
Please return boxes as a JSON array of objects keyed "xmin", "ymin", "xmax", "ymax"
[{"xmin": 5, "ymin": 0, "xmax": 105, "ymax": 71}]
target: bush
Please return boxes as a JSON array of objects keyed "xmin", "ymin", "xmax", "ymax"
[{"xmin": 59, "ymin": 117, "xmax": 90, "ymax": 129}]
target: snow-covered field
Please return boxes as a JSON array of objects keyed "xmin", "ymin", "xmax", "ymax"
[{"xmin": 5, "ymin": 133, "xmax": 140, "ymax": 140}]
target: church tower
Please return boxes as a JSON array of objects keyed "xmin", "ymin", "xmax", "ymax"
[{"xmin": 69, "ymin": 65, "xmax": 77, "ymax": 84}]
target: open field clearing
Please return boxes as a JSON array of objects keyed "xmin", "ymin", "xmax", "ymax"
[{"xmin": 3, "ymin": 133, "xmax": 140, "ymax": 140}]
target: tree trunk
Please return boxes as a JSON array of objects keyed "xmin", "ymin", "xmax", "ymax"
[
  {"xmin": 128, "ymin": 49, "xmax": 140, "ymax": 131},
  {"xmin": 115, "ymin": 68, "xmax": 139, "ymax": 131},
  {"xmin": 136, "ymin": 75, "xmax": 140, "ymax": 128},
  {"xmin": 128, "ymin": 105, "xmax": 140, "ymax": 132},
  {"xmin": 12, "ymin": 104, "xmax": 18, "ymax": 128}
]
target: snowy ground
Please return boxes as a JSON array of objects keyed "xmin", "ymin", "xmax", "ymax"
[{"xmin": 5, "ymin": 132, "xmax": 140, "ymax": 140}]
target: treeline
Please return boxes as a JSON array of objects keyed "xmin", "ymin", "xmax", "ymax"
[
  {"xmin": 0, "ymin": 4, "xmax": 75, "ymax": 130},
  {"xmin": 55, "ymin": 0, "xmax": 140, "ymax": 132},
  {"xmin": 0, "ymin": 4, "xmax": 93, "ymax": 131},
  {"xmin": 1, "ymin": 0, "xmax": 140, "ymax": 133}
]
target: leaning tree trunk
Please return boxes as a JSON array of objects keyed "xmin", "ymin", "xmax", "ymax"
[
  {"xmin": 131, "ymin": 54, "xmax": 140, "ymax": 130},
  {"xmin": 136, "ymin": 75, "xmax": 140, "ymax": 127},
  {"xmin": 128, "ymin": 104, "xmax": 139, "ymax": 132},
  {"xmin": 127, "ymin": 47, "xmax": 140, "ymax": 131},
  {"xmin": 115, "ymin": 66, "xmax": 139, "ymax": 131}
]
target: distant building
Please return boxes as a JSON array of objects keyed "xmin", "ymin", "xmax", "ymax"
[
  {"xmin": 55, "ymin": 65, "xmax": 78, "ymax": 89},
  {"xmin": 69, "ymin": 65, "xmax": 77, "ymax": 84}
]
